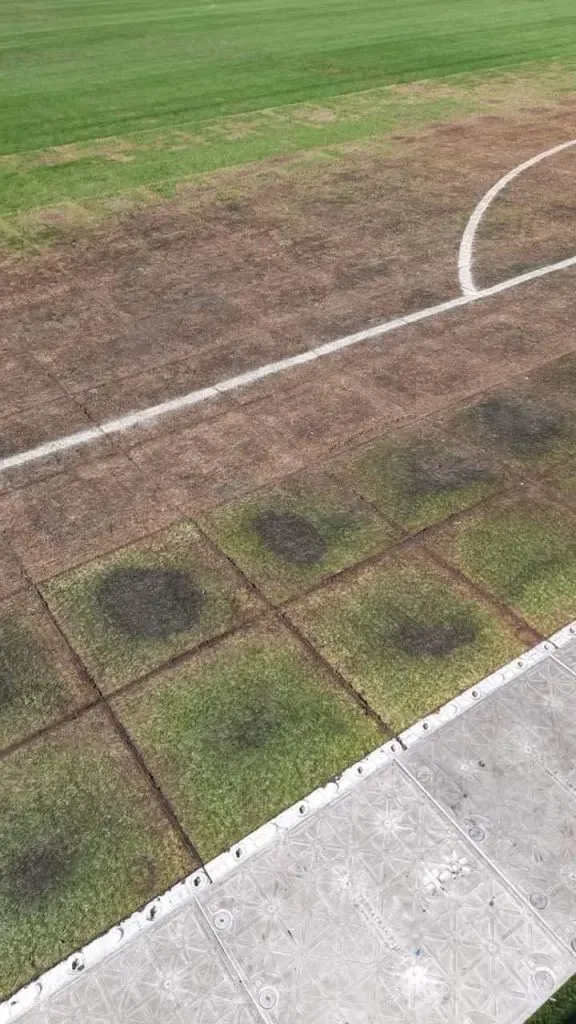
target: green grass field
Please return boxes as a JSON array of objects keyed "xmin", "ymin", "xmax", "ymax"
[
  {"xmin": 1, "ymin": 0, "xmax": 576, "ymax": 242},
  {"xmin": 3, "ymin": 0, "xmax": 576, "ymax": 155}
]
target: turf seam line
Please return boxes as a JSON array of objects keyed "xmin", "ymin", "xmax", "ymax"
[
  {"xmin": 193, "ymin": 519, "xmax": 394, "ymax": 735},
  {"xmin": 30, "ymin": 569, "xmax": 202, "ymax": 866},
  {"xmin": 1, "ymin": 254, "xmax": 576, "ymax": 477},
  {"xmin": 458, "ymin": 138, "xmax": 576, "ymax": 296}
]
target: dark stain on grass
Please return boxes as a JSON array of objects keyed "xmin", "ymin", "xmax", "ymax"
[
  {"xmin": 469, "ymin": 396, "xmax": 567, "ymax": 455},
  {"xmin": 212, "ymin": 696, "xmax": 280, "ymax": 754},
  {"xmin": 392, "ymin": 616, "xmax": 477, "ymax": 657},
  {"xmin": 98, "ymin": 567, "xmax": 204, "ymax": 640},
  {"xmin": 7, "ymin": 842, "xmax": 69, "ymax": 902},
  {"xmin": 252, "ymin": 510, "xmax": 327, "ymax": 565},
  {"xmin": 405, "ymin": 449, "xmax": 492, "ymax": 497}
]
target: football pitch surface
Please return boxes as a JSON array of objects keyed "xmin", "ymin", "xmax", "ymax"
[{"xmin": 1, "ymin": 3, "xmax": 576, "ymax": 1019}]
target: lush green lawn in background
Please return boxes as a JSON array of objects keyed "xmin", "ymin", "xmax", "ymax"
[{"xmin": 2, "ymin": 0, "xmax": 576, "ymax": 156}]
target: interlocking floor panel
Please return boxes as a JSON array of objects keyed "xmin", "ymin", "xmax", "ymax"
[
  {"xmin": 17, "ymin": 901, "xmax": 262, "ymax": 1024},
  {"xmin": 198, "ymin": 763, "xmax": 572, "ymax": 1024},
  {"xmin": 402, "ymin": 656, "xmax": 576, "ymax": 947}
]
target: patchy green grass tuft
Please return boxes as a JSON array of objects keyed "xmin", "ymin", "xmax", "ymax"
[
  {"xmin": 0, "ymin": 710, "xmax": 190, "ymax": 999},
  {"xmin": 200, "ymin": 473, "xmax": 396, "ymax": 602},
  {"xmin": 335, "ymin": 434, "xmax": 501, "ymax": 532},
  {"xmin": 428, "ymin": 497, "xmax": 576, "ymax": 633},
  {"xmin": 287, "ymin": 549, "xmax": 522, "ymax": 732},
  {"xmin": 41, "ymin": 521, "xmax": 261, "ymax": 692},
  {"xmin": 113, "ymin": 623, "xmax": 383, "ymax": 858}
]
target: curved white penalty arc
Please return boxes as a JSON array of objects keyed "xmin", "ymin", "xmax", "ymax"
[{"xmin": 457, "ymin": 138, "xmax": 576, "ymax": 297}]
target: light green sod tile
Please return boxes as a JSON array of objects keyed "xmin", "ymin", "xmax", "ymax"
[
  {"xmin": 0, "ymin": 709, "xmax": 191, "ymax": 1000},
  {"xmin": 334, "ymin": 434, "xmax": 501, "ymax": 532},
  {"xmin": 449, "ymin": 386, "xmax": 576, "ymax": 470},
  {"xmin": 199, "ymin": 473, "xmax": 397, "ymax": 602},
  {"xmin": 113, "ymin": 623, "xmax": 383, "ymax": 859},
  {"xmin": 0, "ymin": 591, "xmax": 92, "ymax": 753},
  {"xmin": 41, "ymin": 521, "xmax": 262, "ymax": 692},
  {"xmin": 287, "ymin": 550, "xmax": 522, "ymax": 733},
  {"xmin": 426, "ymin": 496, "xmax": 576, "ymax": 634}
]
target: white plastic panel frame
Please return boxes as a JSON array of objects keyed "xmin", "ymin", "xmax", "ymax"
[
  {"xmin": 0, "ymin": 867, "xmax": 209, "ymax": 1024},
  {"xmin": 205, "ymin": 737, "xmax": 400, "ymax": 884},
  {"xmin": 400, "ymin": 638, "xmax": 557, "ymax": 749}
]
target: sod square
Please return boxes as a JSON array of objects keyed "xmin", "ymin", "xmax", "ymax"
[
  {"xmin": 334, "ymin": 431, "xmax": 502, "ymax": 532},
  {"xmin": 0, "ymin": 591, "xmax": 92, "ymax": 753},
  {"xmin": 41, "ymin": 521, "xmax": 262, "ymax": 692},
  {"xmin": 112, "ymin": 623, "xmax": 383, "ymax": 859},
  {"xmin": 287, "ymin": 550, "xmax": 522, "ymax": 733},
  {"xmin": 199, "ymin": 472, "xmax": 397, "ymax": 603},
  {"xmin": 0, "ymin": 708, "xmax": 191, "ymax": 1000},
  {"xmin": 448, "ymin": 382, "xmax": 576, "ymax": 470},
  {"xmin": 425, "ymin": 495, "xmax": 576, "ymax": 634}
]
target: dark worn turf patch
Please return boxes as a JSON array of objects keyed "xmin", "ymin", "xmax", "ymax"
[
  {"xmin": 98, "ymin": 567, "xmax": 204, "ymax": 639},
  {"xmin": 335, "ymin": 434, "xmax": 501, "ymax": 532},
  {"xmin": 199, "ymin": 473, "xmax": 397, "ymax": 602},
  {"xmin": 0, "ymin": 592, "xmax": 90, "ymax": 753},
  {"xmin": 0, "ymin": 709, "xmax": 190, "ymax": 1000},
  {"xmin": 453, "ymin": 386, "xmax": 576, "ymax": 468},
  {"xmin": 468, "ymin": 396, "xmax": 567, "ymax": 455},
  {"xmin": 426, "ymin": 495, "xmax": 576, "ymax": 633},
  {"xmin": 8, "ymin": 843, "xmax": 69, "ymax": 903},
  {"xmin": 113, "ymin": 623, "xmax": 383, "ymax": 859},
  {"xmin": 252, "ymin": 510, "xmax": 326, "ymax": 565},
  {"xmin": 41, "ymin": 521, "xmax": 261, "ymax": 692},
  {"xmin": 392, "ymin": 616, "xmax": 477, "ymax": 657},
  {"xmin": 287, "ymin": 549, "xmax": 522, "ymax": 732}
]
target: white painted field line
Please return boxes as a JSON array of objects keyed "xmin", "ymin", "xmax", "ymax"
[
  {"xmin": 2, "ymin": 251, "xmax": 576, "ymax": 477},
  {"xmin": 458, "ymin": 138, "xmax": 576, "ymax": 297}
]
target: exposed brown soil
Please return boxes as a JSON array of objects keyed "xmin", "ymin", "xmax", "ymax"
[
  {"xmin": 252, "ymin": 510, "xmax": 326, "ymax": 565},
  {"xmin": 98, "ymin": 567, "xmax": 204, "ymax": 639},
  {"xmin": 392, "ymin": 618, "xmax": 478, "ymax": 657}
]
